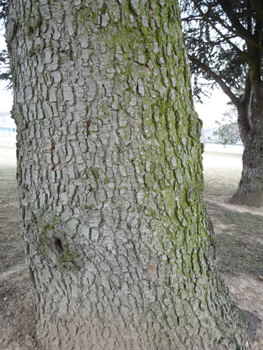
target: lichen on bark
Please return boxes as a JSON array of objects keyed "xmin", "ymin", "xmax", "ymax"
[{"xmin": 6, "ymin": 0, "xmax": 248, "ymax": 349}]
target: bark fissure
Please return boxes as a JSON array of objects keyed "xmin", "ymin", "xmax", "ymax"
[
  {"xmin": 7, "ymin": 0, "xmax": 248, "ymax": 349},
  {"xmin": 230, "ymin": 81, "xmax": 263, "ymax": 206}
]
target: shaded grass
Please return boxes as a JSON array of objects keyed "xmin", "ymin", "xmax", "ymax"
[
  {"xmin": 203, "ymin": 152, "xmax": 263, "ymax": 280},
  {"xmin": 206, "ymin": 201, "xmax": 263, "ymax": 279}
]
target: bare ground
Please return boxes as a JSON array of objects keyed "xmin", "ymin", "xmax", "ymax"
[{"xmin": 1, "ymin": 146, "xmax": 263, "ymax": 349}]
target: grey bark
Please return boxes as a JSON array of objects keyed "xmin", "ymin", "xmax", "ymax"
[
  {"xmin": 236, "ymin": 74, "xmax": 251, "ymax": 146},
  {"xmin": 236, "ymin": 105, "xmax": 250, "ymax": 146},
  {"xmin": 229, "ymin": 45, "xmax": 263, "ymax": 206},
  {"xmin": 230, "ymin": 81, "xmax": 263, "ymax": 207},
  {"xmin": 6, "ymin": 0, "xmax": 247, "ymax": 349}
]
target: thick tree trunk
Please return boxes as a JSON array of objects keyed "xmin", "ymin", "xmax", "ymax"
[
  {"xmin": 236, "ymin": 105, "xmax": 250, "ymax": 147},
  {"xmin": 7, "ymin": 0, "xmax": 247, "ymax": 349},
  {"xmin": 236, "ymin": 73, "xmax": 251, "ymax": 147},
  {"xmin": 229, "ymin": 82, "xmax": 263, "ymax": 207}
]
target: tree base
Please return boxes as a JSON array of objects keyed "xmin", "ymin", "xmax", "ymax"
[{"xmin": 229, "ymin": 189, "xmax": 263, "ymax": 208}]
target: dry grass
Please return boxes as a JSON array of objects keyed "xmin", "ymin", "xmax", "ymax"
[
  {"xmin": 203, "ymin": 151, "xmax": 242, "ymax": 196},
  {"xmin": 203, "ymin": 151, "xmax": 263, "ymax": 349}
]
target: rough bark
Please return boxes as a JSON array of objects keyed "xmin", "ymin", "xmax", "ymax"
[
  {"xmin": 236, "ymin": 74, "xmax": 251, "ymax": 146},
  {"xmin": 229, "ymin": 43, "xmax": 263, "ymax": 207},
  {"xmin": 236, "ymin": 105, "xmax": 250, "ymax": 147},
  {"xmin": 6, "ymin": 0, "xmax": 247, "ymax": 349},
  {"xmin": 229, "ymin": 81, "xmax": 263, "ymax": 207}
]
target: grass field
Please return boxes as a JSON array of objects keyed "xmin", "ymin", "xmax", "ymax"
[
  {"xmin": 203, "ymin": 151, "xmax": 242, "ymax": 196},
  {"xmin": 203, "ymin": 152, "xmax": 263, "ymax": 278},
  {"xmin": 0, "ymin": 146, "xmax": 23, "ymax": 272}
]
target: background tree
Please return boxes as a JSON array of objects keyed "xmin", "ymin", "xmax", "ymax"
[
  {"xmin": 6, "ymin": 0, "xmax": 248, "ymax": 349},
  {"xmin": 181, "ymin": 0, "xmax": 263, "ymax": 207},
  {"xmin": 208, "ymin": 105, "xmax": 241, "ymax": 146}
]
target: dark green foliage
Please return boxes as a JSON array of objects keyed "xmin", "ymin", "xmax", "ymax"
[
  {"xmin": 0, "ymin": 48, "xmax": 12, "ymax": 89},
  {"xmin": 180, "ymin": 0, "xmax": 263, "ymax": 102},
  {"xmin": 0, "ymin": 0, "xmax": 7, "ymax": 21},
  {"xmin": 0, "ymin": 1, "xmax": 12, "ymax": 89}
]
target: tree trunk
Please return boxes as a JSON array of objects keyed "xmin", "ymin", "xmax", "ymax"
[
  {"xmin": 236, "ymin": 105, "xmax": 250, "ymax": 147},
  {"xmin": 236, "ymin": 73, "xmax": 251, "ymax": 147},
  {"xmin": 7, "ymin": 0, "xmax": 247, "ymax": 349},
  {"xmin": 229, "ymin": 82, "xmax": 263, "ymax": 207}
]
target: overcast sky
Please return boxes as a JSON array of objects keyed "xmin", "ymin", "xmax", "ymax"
[
  {"xmin": 195, "ymin": 89, "xmax": 231, "ymax": 129},
  {"xmin": 0, "ymin": 27, "xmax": 230, "ymax": 129}
]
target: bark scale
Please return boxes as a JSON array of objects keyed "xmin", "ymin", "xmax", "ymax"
[
  {"xmin": 228, "ymin": 44, "xmax": 263, "ymax": 207},
  {"xmin": 7, "ymin": 0, "xmax": 247, "ymax": 349},
  {"xmin": 236, "ymin": 105, "xmax": 250, "ymax": 147},
  {"xmin": 236, "ymin": 73, "xmax": 251, "ymax": 147},
  {"xmin": 230, "ymin": 82, "xmax": 263, "ymax": 207}
]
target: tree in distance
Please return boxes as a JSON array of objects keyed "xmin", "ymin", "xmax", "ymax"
[
  {"xmin": 208, "ymin": 105, "xmax": 241, "ymax": 147},
  {"xmin": 6, "ymin": 0, "xmax": 250, "ymax": 349},
  {"xmin": 181, "ymin": 0, "xmax": 263, "ymax": 207}
]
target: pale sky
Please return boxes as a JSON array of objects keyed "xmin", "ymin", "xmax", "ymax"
[{"xmin": 194, "ymin": 89, "xmax": 231, "ymax": 129}]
